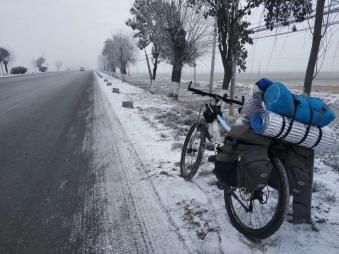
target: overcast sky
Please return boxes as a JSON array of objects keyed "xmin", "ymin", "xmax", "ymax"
[{"xmin": 1, "ymin": 0, "xmax": 338, "ymax": 74}]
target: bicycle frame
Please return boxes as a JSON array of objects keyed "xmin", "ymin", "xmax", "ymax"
[{"xmin": 188, "ymin": 81, "xmax": 244, "ymax": 135}]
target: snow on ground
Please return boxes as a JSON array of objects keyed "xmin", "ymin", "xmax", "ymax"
[{"xmin": 96, "ymin": 73, "xmax": 339, "ymax": 254}]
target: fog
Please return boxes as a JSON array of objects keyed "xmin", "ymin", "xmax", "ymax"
[
  {"xmin": 1, "ymin": 0, "xmax": 338, "ymax": 73},
  {"xmin": 0, "ymin": 0, "xmax": 133, "ymax": 71}
]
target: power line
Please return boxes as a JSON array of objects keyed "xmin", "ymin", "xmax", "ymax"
[
  {"xmin": 250, "ymin": 4, "xmax": 339, "ymax": 33},
  {"xmin": 253, "ymin": 20, "xmax": 339, "ymax": 40}
]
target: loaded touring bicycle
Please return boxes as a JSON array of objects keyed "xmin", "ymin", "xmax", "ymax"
[{"xmin": 180, "ymin": 80, "xmax": 334, "ymax": 239}]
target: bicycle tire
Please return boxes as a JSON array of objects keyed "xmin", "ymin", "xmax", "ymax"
[
  {"xmin": 180, "ymin": 123, "xmax": 206, "ymax": 180},
  {"xmin": 224, "ymin": 156, "xmax": 289, "ymax": 239}
]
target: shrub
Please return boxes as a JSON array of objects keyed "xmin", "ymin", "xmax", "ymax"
[
  {"xmin": 10, "ymin": 66, "xmax": 28, "ymax": 75},
  {"xmin": 39, "ymin": 66, "xmax": 48, "ymax": 72}
]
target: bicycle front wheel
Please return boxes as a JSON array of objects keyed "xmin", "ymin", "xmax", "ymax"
[
  {"xmin": 224, "ymin": 156, "xmax": 289, "ymax": 239},
  {"xmin": 180, "ymin": 123, "xmax": 206, "ymax": 180}
]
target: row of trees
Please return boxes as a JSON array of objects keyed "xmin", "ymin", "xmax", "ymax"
[
  {"xmin": 102, "ymin": 0, "xmax": 328, "ymax": 95},
  {"xmin": 126, "ymin": 0, "xmax": 211, "ymax": 82},
  {"xmin": 189, "ymin": 0, "xmax": 313, "ymax": 89},
  {"xmin": 0, "ymin": 47, "xmax": 51, "ymax": 75},
  {"xmin": 0, "ymin": 47, "xmax": 65, "ymax": 75},
  {"xmin": 32, "ymin": 58, "xmax": 63, "ymax": 72},
  {"xmin": 99, "ymin": 0, "xmax": 211, "ymax": 83},
  {"xmin": 126, "ymin": 0, "xmax": 313, "ymax": 88}
]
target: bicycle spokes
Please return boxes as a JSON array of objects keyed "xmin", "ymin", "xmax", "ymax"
[
  {"xmin": 229, "ymin": 186, "xmax": 280, "ymax": 230},
  {"xmin": 181, "ymin": 124, "xmax": 206, "ymax": 179}
]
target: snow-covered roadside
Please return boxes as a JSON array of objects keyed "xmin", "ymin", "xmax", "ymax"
[{"xmin": 96, "ymin": 73, "xmax": 339, "ymax": 253}]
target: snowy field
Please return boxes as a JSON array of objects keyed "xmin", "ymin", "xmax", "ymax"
[{"xmin": 96, "ymin": 73, "xmax": 339, "ymax": 253}]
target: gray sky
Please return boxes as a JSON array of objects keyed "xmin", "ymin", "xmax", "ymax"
[
  {"xmin": 1, "ymin": 0, "xmax": 338, "ymax": 74},
  {"xmin": 0, "ymin": 0, "xmax": 133, "ymax": 70}
]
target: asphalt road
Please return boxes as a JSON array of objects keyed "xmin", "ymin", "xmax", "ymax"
[
  {"xmin": 0, "ymin": 72, "xmax": 97, "ymax": 253},
  {"xmin": 0, "ymin": 72, "xmax": 188, "ymax": 254}
]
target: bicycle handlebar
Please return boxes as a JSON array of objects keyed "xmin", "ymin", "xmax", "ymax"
[{"xmin": 188, "ymin": 81, "xmax": 244, "ymax": 106}]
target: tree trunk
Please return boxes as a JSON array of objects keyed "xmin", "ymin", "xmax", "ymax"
[
  {"xmin": 229, "ymin": 57, "xmax": 236, "ymax": 116},
  {"xmin": 222, "ymin": 59, "xmax": 232, "ymax": 90},
  {"xmin": 120, "ymin": 63, "xmax": 127, "ymax": 74},
  {"xmin": 171, "ymin": 61, "xmax": 182, "ymax": 83},
  {"xmin": 0, "ymin": 63, "xmax": 4, "ymax": 75},
  {"xmin": 119, "ymin": 47, "xmax": 126, "ymax": 74},
  {"xmin": 4, "ymin": 63, "xmax": 8, "ymax": 74},
  {"xmin": 303, "ymin": 0, "xmax": 325, "ymax": 96},
  {"xmin": 152, "ymin": 60, "xmax": 158, "ymax": 80},
  {"xmin": 151, "ymin": 45, "xmax": 160, "ymax": 80},
  {"xmin": 218, "ymin": 26, "xmax": 233, "ymax": 90}
]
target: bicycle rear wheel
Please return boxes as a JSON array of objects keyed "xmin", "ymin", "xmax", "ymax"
[
  {"xmin": 180, "ymin": 123, "xmax": 206, "ymax": 180},
  {"xmin": 224, "ymin": 156, "xmax": 289, "ymax": 239}
]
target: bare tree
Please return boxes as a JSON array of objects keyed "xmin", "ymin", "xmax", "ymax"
[
  {"xmin": 36, "ymin": 56, "xmax": 48, "ymax": 72},
  {"xmin": 126, "ymin": 0, "xmax": 165, "ymax": 80},
  {"xmin": 102, "ymin": 33, "xmax": 136, "ymax": 74},
  {"xmin": 156, "ymin": 0, "xmax": 211, "ymax": 83},
  {"xmin": 0, "ymin": 47, "xmax": 11, "ymax": 75},
  {"xmin": 102, "ymin": 38, "xmax": 119, "ymax": 72},
  {"xmin": 303, "ymin": 0, "xmax": 329, "ymax": 95},
  {"xmin": 32, "ymin": 58, "xmax": 37, "ymax": 72},
  {"xmin": 189, "ymin": 0, "xmax": 313, "ymax": 89},
  {"xmin": 0, "ymin": 63, "xmax": 4, "ymax": 76},
  {"xmin": 98, "ymin": 54, "xmax": 109, "ymax": 71},
  {"xmin": 55, "ymin": 61, "xmax": 63, "ymax": 71},
  {"xmin": 127, "ymin": 0, "xmax": 210, "ymax": 82}
]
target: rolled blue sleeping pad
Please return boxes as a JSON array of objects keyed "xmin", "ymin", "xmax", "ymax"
[
  {"xmin": 251, "ymin": 109, "xmax": 269, "ymax": 134},
  {"xmin": 263, "ymin": 82, "xmax": 335, "ymax": 127},
  {"xmin": 264, "ymin": 82, "xmax": 295, "ymax": 117}
]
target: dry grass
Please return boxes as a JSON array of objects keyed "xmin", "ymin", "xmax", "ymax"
[
  {"xmin": 324, "ymin": 192, "xmax": 337, "ymax": 203},
  {"xmin": 312, "ymin": 180, "xmax": 327, "ymax": 193}
]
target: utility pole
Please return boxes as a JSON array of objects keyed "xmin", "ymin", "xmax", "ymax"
[{"xmin": 209, "ymin": 18, "xmax": 217, "ymax": 93}]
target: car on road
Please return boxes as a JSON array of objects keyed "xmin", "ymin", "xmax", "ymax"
[{"xmin": 80, "ymin": 67, "xmax": 85, "ymax": 71}]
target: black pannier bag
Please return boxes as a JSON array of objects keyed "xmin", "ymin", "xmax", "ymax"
[
  {"xmin": 214, "ymin": 139, "xmax": 272, "ymax": 191},
  {"xmin": 271, "ymin": 143, "xmax": 314, "ymax": 195},
  {"xmin": 235, "ymin": 143, "xmax": 272, "ymax": 191},
  {"xmin": 214, "ymin": 142, "xmax": 238, "ymax": 186},
  {"xmin": 270, "ymin": 142, "xmax": 315, "ymax": 223},
  {"xmin": 285, "ymin": 146, "xmax": 314, "ymax": 195}
]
